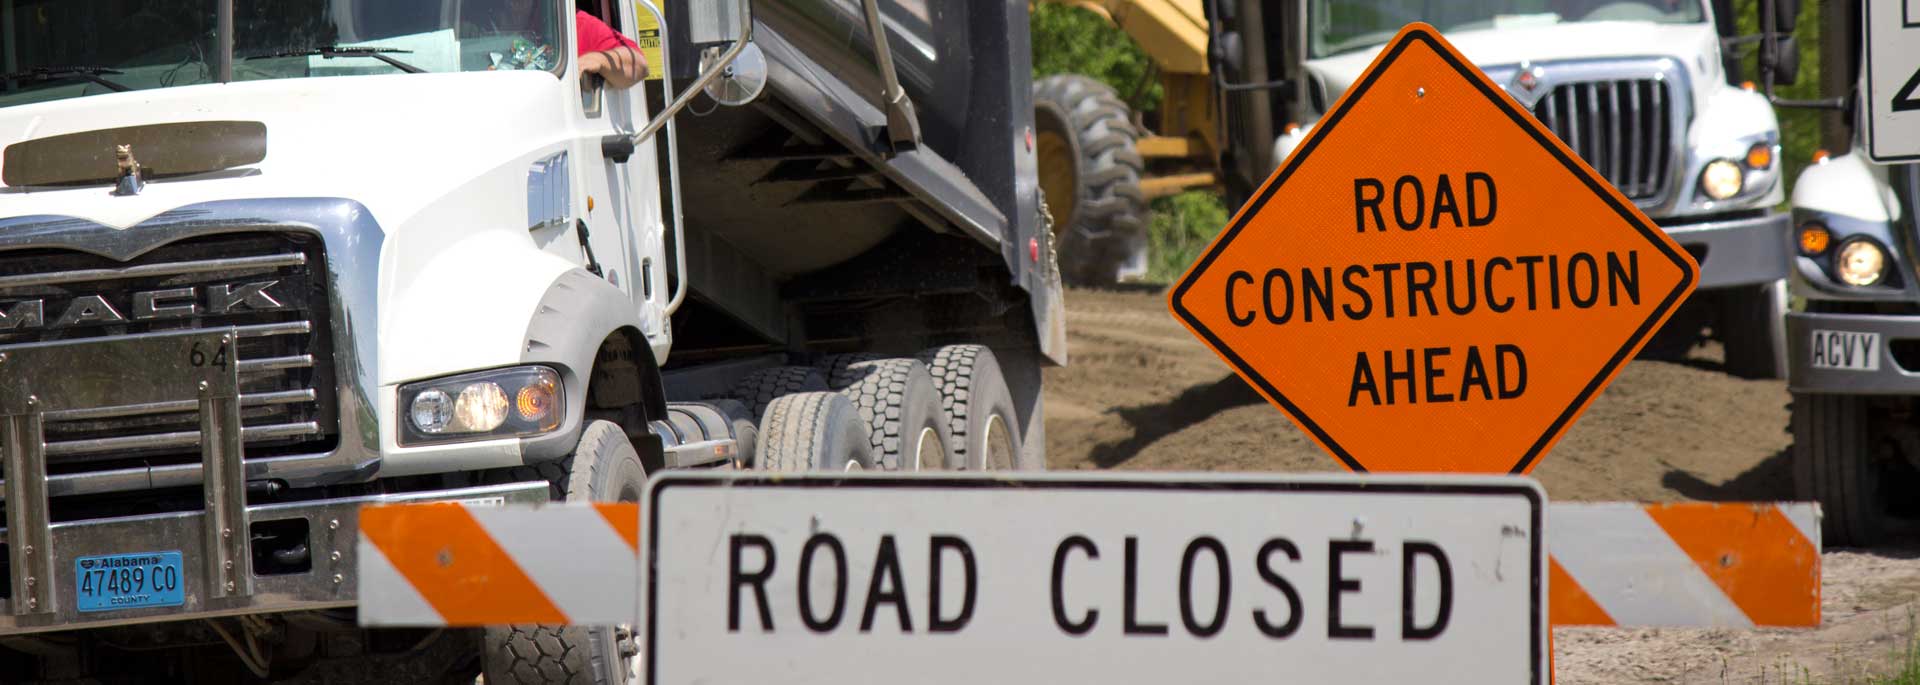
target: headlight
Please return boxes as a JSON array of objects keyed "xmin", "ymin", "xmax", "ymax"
[
  {"xmin": 1700, "ymin": 159, "xmax": 1744, "ymax": 200},
  {"xmin": 400, "ymin": 366, "xmax": 563, "ymax": 445},
  {"xmin": 1835, "ymin": 239, "xmax": 1887, "ymax": 287}
]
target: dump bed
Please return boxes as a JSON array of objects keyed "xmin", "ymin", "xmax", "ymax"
[{"xmin": 659, "ymin": 0, "xmax": 1061, "ymax": 363}]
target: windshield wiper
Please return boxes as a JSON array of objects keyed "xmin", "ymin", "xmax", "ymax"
[
  {"xmin": 0, "ymin": 66, "xmax": 132, "ymax": 92},
  {"xmin": 245, "ymin": 46, "xmax": 425, "ymax": 74}
]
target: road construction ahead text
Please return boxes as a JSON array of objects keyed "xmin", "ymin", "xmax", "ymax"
[{"xmin": 1218, "ymin": 172, "xmax": 1644, "ymax": 407}]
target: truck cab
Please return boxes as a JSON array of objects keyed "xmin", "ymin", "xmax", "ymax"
[
  {"xmin": 1270, "ymin": 0, "xmax": 1791, "ymax": 379},
  {"xmin": 0, "ymin": 0, "xmax": 1057, "ymax": 681},
  {"xmin": 1777, "ymin": 0, "xmax": 1920, "ymax": 547}
]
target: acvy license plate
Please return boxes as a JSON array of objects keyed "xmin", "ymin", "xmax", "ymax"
[
  {"xmin": 75, "ymin": 551, "xmax": 185, "ymax": 612},
  {"xmin": 1809, "ymin": 329, "xmax": 1881, "ymax": 371}
]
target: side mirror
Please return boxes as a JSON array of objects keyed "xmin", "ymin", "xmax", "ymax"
[
  {"xmin": 1771, "ymin": 0, "xmax": 1800, "ymax": 35},
  {"xmin": 1766, "ymin": 35, "xmax": 1799, "ymax": 86}
]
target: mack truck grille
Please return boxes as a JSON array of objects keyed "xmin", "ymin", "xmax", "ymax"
[
  {"xmin": 1530, "ymin": 78, "xmax": 1676, "ymax": 202},
  {"xmin": 0, "ymin": 233, "xmax": 337, "ymax": 476}
]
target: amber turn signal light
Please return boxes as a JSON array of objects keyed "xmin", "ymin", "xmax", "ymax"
[
  {"xmin": 1746, "ymin": 143, "xmax": 1773, "ymax": 169},
  {"xmin": 1798, "ymin": 223, "xmax": 1831, "ymax": 256}
]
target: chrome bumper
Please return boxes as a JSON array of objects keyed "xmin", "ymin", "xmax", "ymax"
[
  {"xmin": 1661, "ymin": 211, "xmax": 1790, "ymax": 289},
  {"xmin": 0, "ymin": 481, "xmax": 546, "ymax": 636},
  {"xmin": 1786, "ymin": 311, "xmax": 1920, "ymax": 395}
]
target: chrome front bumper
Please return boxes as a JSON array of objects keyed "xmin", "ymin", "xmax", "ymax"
[
  {"xmin": 0, "ymin": 480, "xmax": 546, "ymax": 635},
  {"xmin": 1661, "ymin": 211, "xmax": 1790, "ymax": 289},
  {"xmin": 1786, "ymin": 311, "xmax": 1920, "ymax": 395}
]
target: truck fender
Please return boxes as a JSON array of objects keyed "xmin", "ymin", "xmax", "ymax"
[
  {"xmin": 1791, "ymin": 152, "xmax": 1902, "ymax": 224},
  {"xmin": 518, "ymin": 268, "xmax": 667, "ymax": 463}
]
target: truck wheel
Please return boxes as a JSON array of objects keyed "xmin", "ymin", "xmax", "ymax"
[
  {"xmin": 1718, "ymin": 279, "xmax": 1788, "ymax": 379},
  {"xmin": 483, "ymin": 421, "xmax": 647, "ymax": 685},
  {"xmin": 920, "ymin": 345, "xmax": 1022, "ymax": 471},
  {"xmin": 731, "ymin": 366, "xmax": 829, "ymax": 421},
  {"xmin": 1792, "ymin": 393, "xmax": 1890, "ymax": 546},
  {"xmin": 756, "ymin": 391, "xmax": 876, "ymax": 472},
  {"xmin": 822, "ymin": 356, "xmax": 952, "ymax": 471},
  {"xmin": 1033, "ymin": 73, "xmax": 1148, "ymax": 285}
]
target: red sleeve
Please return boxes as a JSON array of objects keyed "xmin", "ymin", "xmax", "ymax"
[{"xmin": 575, "ymin": 10, "xmax": 639, "ymax": 55}]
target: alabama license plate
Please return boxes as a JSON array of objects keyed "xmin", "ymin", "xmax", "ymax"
[
  {"xmin": 1809, "ymin": 329, "xmax": 1882, "ymax": 371},
  {"xmin": 75, "ymin": 551, "xmax": 185, "ymax": 612}
]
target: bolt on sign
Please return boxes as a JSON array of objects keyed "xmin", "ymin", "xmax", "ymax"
[
  {"xmin": 1169, "ymin": 24, "xmax": 1697, "ymax": 474},
  {"xmin": 644, "ymin": 472, "xmax": 1547, "ymax": 684}
]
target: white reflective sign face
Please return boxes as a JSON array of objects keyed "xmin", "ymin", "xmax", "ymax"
[
  {"xmin": 644, "ymin": 473, "xmax": 1546, "ymax": 685},
  {"xmin": 1866, "ymin": 0, "xmax": 1920, "ymax": 162}
]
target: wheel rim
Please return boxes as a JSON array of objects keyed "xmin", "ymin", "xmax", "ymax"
[
  {"xmin": 911, "ymin": 426, "xmax": 945, "ymax": 471},
  {"xmin": 982, "ymin": 414, "xmax": 1015, "ymax": 471},
  {"xmin": 1034, "ymin": 111, "xmax": 1078, "ymax": 231}
]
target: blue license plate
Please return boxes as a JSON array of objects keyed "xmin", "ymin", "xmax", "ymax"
[{"xmin": 75, "ymin": 551, "xmax": 185, "ymax": 612}]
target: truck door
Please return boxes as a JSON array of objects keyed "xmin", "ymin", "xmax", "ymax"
[{"xmin": 573, "ymin": 0, "xmax": 669, "ymax": 341}]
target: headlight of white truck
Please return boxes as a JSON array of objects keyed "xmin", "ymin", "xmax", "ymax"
[
  {"xmin": 1834, "ymin": 238, "xmax": 1889, "ymax": 287},
  {"xmin": 1699, "ymin": 159, "xmax": 1744, "ymax": 200},
  {"xmin": 400, "ymin": 366, "xmax": 563, "ymax": 445}
]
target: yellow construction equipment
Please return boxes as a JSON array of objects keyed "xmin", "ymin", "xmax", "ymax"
[{"xmin": 1032, "ymin": 0, "xmax": 1301, "ymax": 284}]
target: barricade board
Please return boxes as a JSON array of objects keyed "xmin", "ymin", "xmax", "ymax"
[{"xmin": 644, "ymin": 472, "xmax": 1546, "ymax": 684}]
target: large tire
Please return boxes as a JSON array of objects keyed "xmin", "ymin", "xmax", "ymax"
[
  {"xmin": 919, "ymin": 345, "xmax": 1023, "ymax": 471},
  {"xmin": 1032, "ymin": 74, "xmax": 1148, "ymax": 285},
  {"xmin": 730, "ymin": 366, "xmax": 829, "ymax": 421},
  {"xmin": 483, "ymin": 421, "xmax": 648, "ymax": 685},
  {"xmin": 1792, "ymin": 393, "xmax": 1887, "ymax": 546},
  {"xmin": 756, "ymin": 391, "xmax": 876, "ymax": 472},
  {"xmin": 1718, "ymin": 279, "xmax": 1788, "ymax": 379},
  {"xmin": 821, "ymin": 356, "xmax": 952, "ymax": 471}
]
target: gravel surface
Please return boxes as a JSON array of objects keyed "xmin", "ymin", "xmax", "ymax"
[{"xmin": 1044, "ymin": 286, "xmax": 1920, "ymax": 683}]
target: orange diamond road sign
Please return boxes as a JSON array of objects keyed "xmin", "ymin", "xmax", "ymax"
[{"xmin": 1169, "ymin": 24, "xmax": 1697, "ymax": 474}]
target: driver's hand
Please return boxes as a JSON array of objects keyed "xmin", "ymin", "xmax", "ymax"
[{"xmin": 581, "ymin": 47, "xmax": 646, "ymax": 90}]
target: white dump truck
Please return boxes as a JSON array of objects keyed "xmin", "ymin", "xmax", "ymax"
[
  {"xmin": 1272, "ymin": 0, "xmax": 1792, "ymax": 379},
  {"xmin": 1776, "ymin": 0, "xmax": 1920, "ymax": 547},
  {"xmin": 0, "ymin": 0, "xmax": 1061, "ymax": 681}
]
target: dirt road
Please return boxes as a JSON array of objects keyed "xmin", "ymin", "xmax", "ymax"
[{"xmin": 1044, "ymin": 286, "xmax": 1920, "ymax": 683}]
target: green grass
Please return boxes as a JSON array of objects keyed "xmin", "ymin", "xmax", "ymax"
[{"xmin": 1145, "ymin": 190, "xmax": 1230, "ymax": 283}]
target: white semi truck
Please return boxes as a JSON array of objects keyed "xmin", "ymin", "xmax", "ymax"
[
  {"xmin": 1775, "ymin": 0, "xmax": 1920, "ymax": 547},
  {"xmin": 0, "ymin": 0, "xmax": 1061, "ymax": 681},
  {"xmin": 1269, "ymin": 0, "xmax": 1792, "ymax": 379}
]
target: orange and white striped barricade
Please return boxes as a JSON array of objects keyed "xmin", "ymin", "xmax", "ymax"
[
  {"xmin": 356, "ymin": 501, "xmax": 640, "ymax": 626},
  {"xmin": 1548, "ymin": 502, "xmax": 1821, "ymax": 628}
]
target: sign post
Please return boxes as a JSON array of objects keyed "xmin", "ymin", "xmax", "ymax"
[{"xmin": 1169, "ymin": 24, "xmax": 1698, "ymax": 474}]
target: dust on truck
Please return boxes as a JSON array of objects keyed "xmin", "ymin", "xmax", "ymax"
[
  {"xmin": 0, "ymin": 0, "xmax": 1061, "ymax": 681},
  {"xmin": 1777, "ymin": 0, "xmax": 1920, "ymax": 547},
  {"xmin": 1272, "ymin": 0, "xmax": 1793, "ymax": 379}
]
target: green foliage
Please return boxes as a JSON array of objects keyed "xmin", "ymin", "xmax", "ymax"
[
  {"xmin": 1146, "ymin": 191, "xmax": 1230, "ymax": 282},
  {"xmin": 1030, "ymin": 4, "xmax": 1162, "ymax": 112},
  {"xmin": 1730, "ymin": 0, "xmax": 1825, "ymax": 202}
]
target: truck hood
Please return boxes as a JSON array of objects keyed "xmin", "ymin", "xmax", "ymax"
[
  {"xmin": 1307, "ymin": 21, "xmax": 1723, "ymax": 106},
  {"xmin": 0, "ymin": 71, "xmax": 571, "ymax": 230}
]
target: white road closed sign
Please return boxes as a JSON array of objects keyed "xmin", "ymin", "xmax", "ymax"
[
  {"xmin": 644, "ymin": 473, "xmax": 1546, "ymax": 684},
  {"xmin": 1865, "ymin": 0, "xmax": 1920, "ymax": 162}
]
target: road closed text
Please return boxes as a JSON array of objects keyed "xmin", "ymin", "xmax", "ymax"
[
  {"xmin": 1217, "ymin": 172, "xmax": 1646, "ymax": 407},
  {"xmin": 723, "ymin": 531, "xmax": 1455, "ymax": 643}
]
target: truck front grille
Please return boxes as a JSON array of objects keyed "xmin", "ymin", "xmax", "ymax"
[
  {"xmin": 1531, "ymin": 77, "xmax": 1675, "ymax": 202},
  {"xmin": 0, "ymin": 233, "xmax": 337, "ymax": 475}
]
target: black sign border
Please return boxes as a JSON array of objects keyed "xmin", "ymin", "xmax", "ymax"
[
  {"xmin": 1170, "ymin": 26, "xmax": 1698, "ymax": 474},
  {"xmin": 644, "ymin": 473, "xmax": 1546, "ymax": 685}
]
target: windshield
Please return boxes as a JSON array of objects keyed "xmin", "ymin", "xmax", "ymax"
[
  {"xmin": 1309, "ymin": 0, "xmax": 1707, "ymax": 58},
  {"xmin": 0, "ymin": 0, "xmax": 568, "ymax": 109}
]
